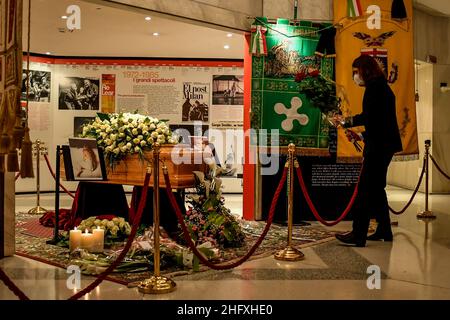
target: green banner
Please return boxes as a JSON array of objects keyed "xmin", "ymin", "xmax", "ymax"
[{"xmin": 251, "ymin": 19, "xmax": 330, "ymax": 149}]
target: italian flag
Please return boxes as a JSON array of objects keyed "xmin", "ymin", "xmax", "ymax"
[{"xmin": 347, "ymin": 0, "xmax": 362, "ymax": 18}]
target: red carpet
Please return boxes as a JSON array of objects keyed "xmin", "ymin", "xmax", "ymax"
[{"xmin": 19, "ymin": 218, "xmax": 54, "ymax": 239}]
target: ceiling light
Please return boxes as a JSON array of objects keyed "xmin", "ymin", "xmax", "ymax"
[
  {"xmin": 145, "ymin": 16, "xmax": 152, "ymax": 21},
  {"xmin": 153, "ymin": 32, "xmax": 159, "ymax": 36},
  {"xmin": 227, "ymin": 33, "xmax": 233, "ymax": 37},
  {"xmin": 61, "ymin": 15, "xmax": 68, "ymax": 19},
  {"xmin": 45, "ymin": 52, "xmax": 51, "ymax": 55},
  {"xmin": 224, "ymin": 45, "xmax": 230, "ymax": 49}
]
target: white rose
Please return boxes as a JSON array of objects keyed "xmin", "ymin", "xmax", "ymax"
[
  {"xmin": 151, "ymin": 132, "xmax": 158, "ymax": 138},
  {"xmin": 105, "ymin": 139, "xmax": 112, "ymax": 145},
  {"xmin": 110, "ymin": 134, "xmax": 117, "ymax": 141},
  {"xmin": 137, "ymin": 135, "xmax": 143, "ymax": 140},
  {"xmin": 120, "ymin": 146, "xmax": 127, "ymax": 152},
  {"xmin": 105, "ymin": 146, "xmax": 113, "ymax": 152},
  {"xmin": 126, "ymin": 142, "xmax": 132, "ymax": 149},
  {"xmin": 126, "ymin": 136, "xmax": 132, "ymax": 141},
  {"xmin": 133, "ymin": 138, "xmax": 140, "ymax": 144},
  {"xmin": 149, "ymin": 124, "xmax": 156, "ymax": 130},
  {"xmin": 119, "ymin": 132, "xmax": 125, "ymax": 138},
  {"xmin": 132, "ymin": 128, "xmax": 139, "ymax": 135},
  {"xmin": 140, "ymin": 141, "xmax": 147, "ymax": 147},
  {"xmin": 113, "ymin": 147, "xmax": 120, "ymax": 155},
  {"xmin": 134, "ymin": 146, "xmax": 141, "ymax": 152}
]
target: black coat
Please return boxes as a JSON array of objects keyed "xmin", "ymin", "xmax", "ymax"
[{"xmin": 348, "ymin": 76, "xmax": 403, "ymax": 156}]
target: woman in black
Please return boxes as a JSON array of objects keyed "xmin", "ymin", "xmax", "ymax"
[{"xmin": 334, "ymin": 55, "xmax": 403, "ymax": 247}]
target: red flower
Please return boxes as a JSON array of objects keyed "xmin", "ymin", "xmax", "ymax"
[
  {"xmin": 295, "ymin": 71, "xmax": 308, "ymax": 82},
  {"xmin": 309, "ymin": 69, "xmax": 320, "ymax": 77}
]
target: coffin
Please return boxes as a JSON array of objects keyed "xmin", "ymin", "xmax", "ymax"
[{"xmin": 62, "ymin": 144, "xmax": 207, "ymax": 188}]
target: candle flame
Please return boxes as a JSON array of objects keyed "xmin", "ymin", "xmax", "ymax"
[{"xmin": 85, "ymin": 229, "xmax": 89, "ymax": 233}]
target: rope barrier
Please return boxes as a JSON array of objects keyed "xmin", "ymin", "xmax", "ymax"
[
  {"xmin": 388, "ymin": 158, "xmax": 426, "ymax": 215},
  {"xmin": 0, "ymin": 268, "xmax": 30, "ymax": 300},
  {"xmin": 68, "ymin": 170, "xmax": 151, "ymax": 300},
  {"xmin": 43, "ymin": 154, "xmax": 75, "ymax": 199},
  {"xmin": 430, "ymin": 154, "xmax": 450, "ymax": 181},
  {"xmin": 15, "ymin": 172, "xmax": 20, "ymax": 181},
  {"xmin": 295, "ymin": 161, "xmax": 360, "ymax": 227},
  {"xmin": 164, "ymin": 166, "xmax": 288, "ymax": 270}
]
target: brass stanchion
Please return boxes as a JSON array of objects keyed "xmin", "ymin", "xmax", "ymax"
[
  {"xmin": 417, "ymin": 140, "xmax": 436, "ymax": 220},
  {"xmin": 138, "ymin": 143, "xmax": 176, "ymax": 294},
  {"xmin": 28, "ymin": 139, "xmax": 48, "ymax": 215},
  {"xmin": 275, "ymin": 144, "xmax": 305, "ymax": 261}
]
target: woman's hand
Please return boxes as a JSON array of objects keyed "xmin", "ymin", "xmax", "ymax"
[{"xmin": 329, "ymin": 114, "xmax": 346, "ymax": 128}]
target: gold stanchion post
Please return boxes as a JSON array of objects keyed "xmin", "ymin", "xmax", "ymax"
[
  {"xmin": 275, "ymin": 144, "xmax": 305, "ymax": 261},
  {"xmin": 28, "ymin": 139, "xmax": 48, "ymax": 215},
  {"xmin": 138, "ymin": 143, "xmax": 176, "ymax": 294},
  {"xmin": 417, "ymin": 140, "xmax": 436, "ymax": 220}
]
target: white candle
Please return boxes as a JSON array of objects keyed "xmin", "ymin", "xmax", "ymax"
[
  {"xmin": 69, "ymin": 228, "xmax": 82, "ymax": 252},
  {"xmin": 92, "ymin": 227, "xmax": 105, "ymax": 253},
  {"xmin": 80, "ymin": 229, "xmax": 94, "ymax": 252}
]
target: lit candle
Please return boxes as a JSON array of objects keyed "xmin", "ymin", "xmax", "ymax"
[
  {"xmin": 92, "ymin": 227, "xmax": 105, "ymax": 253},
  {"xmin": 69, "ymin": 227, "xmax": 82, "ymax": 252},
  {"xmin": 80, "ymin": 229, "xmax": 94, "ymax": 252}
]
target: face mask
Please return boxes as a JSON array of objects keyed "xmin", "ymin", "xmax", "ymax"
[{"xmin": 353, "ymin": 73, "xmax": 365, "ymax": 86}]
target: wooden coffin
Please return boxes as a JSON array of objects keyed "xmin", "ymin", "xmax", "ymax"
[
  {"xmin": 62, "ymin": 145, "xmax": 207, "ymax": 188},
  {"xmin": 106, "ymin": 145, "xmax": 206, "ymax": 188}
]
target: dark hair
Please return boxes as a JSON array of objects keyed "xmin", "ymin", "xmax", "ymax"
[{"xmin": 352, "ymin": 55, "xmax": 386, "ymax": 83}]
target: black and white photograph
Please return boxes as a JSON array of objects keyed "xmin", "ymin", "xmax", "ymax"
[
  {"xmin": 59, "ymin": 77, "xmax": 100, "ymax": 110},
  {"xmin": 21, "ymin": 70, "xmax": 51, "ymax": 102},
  {"xmin": 68, "ymin": 137, "xmax": 105, "ymax": 181},
  {"xmin": 73, "ymin": 116, "xmax": 95, "ymax": 137},
  {"xmin": 181, "ymin": 82, "xmax": 209, "ymax": 122},
  {"xmin": 212, "ymin": 75, "xmax": 244, "ymax": 105}
]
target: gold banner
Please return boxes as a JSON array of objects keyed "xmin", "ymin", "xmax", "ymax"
[{"xmin": 334, "ymin": 0, "xmax": 418, "ymax": 161}]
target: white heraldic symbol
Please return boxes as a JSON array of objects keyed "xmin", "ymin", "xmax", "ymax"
[{"xmin": 274, "ymin": 97, "xmax": 309, "ymax": 132}]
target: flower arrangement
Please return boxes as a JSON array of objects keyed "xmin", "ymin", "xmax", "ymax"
[
  {"xmin": 179, "ymin": 164, "xmax": 245, "ymax": 249},
  {"xmin": 80, "ymin": 112, "xmax": 178, "ymax": 166},
  {"xmin": 77, "ymin": 215, "xmax": 132, "ymax": 243},
  {"xmin": 295, "ymin": 68, "xmax": 341, "ymax": 115}
]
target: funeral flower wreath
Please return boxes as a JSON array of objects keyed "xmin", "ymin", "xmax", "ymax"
[{"xmin": 80, "ymin": 112, "xmax": 178, "ymax": 166}]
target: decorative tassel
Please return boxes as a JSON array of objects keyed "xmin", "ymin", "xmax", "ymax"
[
  {"xmin": 0, "ymin": 134, "xmax": 11, "ymax": 155},
  {"xmin": 0, "ymin": 155, "xmax": 5, "ymax": 173},
  {"xmin": 391, "ymin": 0, "xmax": 407, "ymax": 20},
  {"xmin": 13, "ymin": 119, "xmax": 25, "ymax": 149},
  {"xmin": 20, "ymin": 127, "xmax": 34, "ymax": 178},
  {"xmin": 7, "ymin": 150, "xmax": 20, "ymax": 173}
]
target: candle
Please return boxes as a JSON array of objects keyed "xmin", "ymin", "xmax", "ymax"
[
  {"xmin": 80, "ymin": 229, "xmax": 94, "ymax": 252},
  {"xmin": 69, "ymin": 228, "xmax": 82, "ymax": 252},
  {"xmin": 92, "ymin": 227, "xmax": 105, "ymax": 253}
]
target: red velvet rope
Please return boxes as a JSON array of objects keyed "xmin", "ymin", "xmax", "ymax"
[
  {"xmin": 43, "ymin": 154, "xmax": 75, "ymax": 199},
  {"xmin": 0, "ymin": 268, "xmax": 30, "ymax": 300},
  {"xmin": 388, "ymin": 157, "xmax": 426, "ymax": 215},
  {"xmin": 430, "ymin": 154, "xmax": 450, "ymax": 181},
  {"xmin": 15, "ymin": 173, "xmax": 20, "ymax": 181},
  {"xmin": 295, "ymin": 163, "xmax": 360, "ymax": 227},
  {"xmin": 163, "ymin": 166, "xmax": 288, "ymax": 270},
  {"xmin": 68, "ymin": 171, "xmax": 151, "ymax": 300}
]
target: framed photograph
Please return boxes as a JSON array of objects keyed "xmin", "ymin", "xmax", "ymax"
[
  {"xmin": 67, "ymin": 138, "xmax": 106, "ymax": 181},
  {"xmin": 73, "ymin": 116, "xmax": 95, "ymax": 137},
  {"xmin": 58, "ymin": 77, "xmax": 100, "ymax": 110},
  {"xmin": 21, "ymin": 70, "xmax": 51, "ymax": 102}
]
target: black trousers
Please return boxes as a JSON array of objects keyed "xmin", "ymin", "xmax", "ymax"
[{"xmin": 352, "ymin": 152, "xmax": 393, "ymax": 240}]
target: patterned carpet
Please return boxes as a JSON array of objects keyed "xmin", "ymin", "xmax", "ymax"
[{"xmin": 15, "ymin": 213, "xmax": 338, "ymax": 285}]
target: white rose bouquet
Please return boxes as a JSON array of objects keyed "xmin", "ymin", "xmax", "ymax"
[{"xmin": 80, "ymin": 112, "xmax": 178, "ymax": 166}]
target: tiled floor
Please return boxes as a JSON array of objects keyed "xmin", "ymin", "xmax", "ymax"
[{"xmin": 2, "ymin": 185, "xmax": 450, "ymax": 300}]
